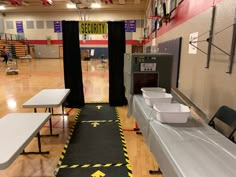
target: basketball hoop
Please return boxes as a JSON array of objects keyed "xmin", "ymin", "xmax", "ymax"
[{"xmin": 77, "ymin": 8, "xmax": 90, "ymax": 21}]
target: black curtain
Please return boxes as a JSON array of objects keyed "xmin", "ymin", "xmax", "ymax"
[
  {"xmin": 62, "ymin": 20, "xmax": 85, "ymax": 108},
  {"xmin": 108, "ymin": 21, "xmax": 127, "ymax": 106}
]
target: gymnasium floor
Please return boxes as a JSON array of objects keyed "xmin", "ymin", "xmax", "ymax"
[{"xmin": 0, "ymin": 58, "xmax": 160, "ymax": 177}]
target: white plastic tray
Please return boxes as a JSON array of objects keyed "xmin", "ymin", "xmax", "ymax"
[
  {"xmin": 141, "ymin": 87, "xmax": 166, "ymax": 97},
  {"xmin": 143, "ymin": 92, "xmax": 172, "ymax": 106},
  {"xmin": 141, "ymin": 87, "xmax": 166, "ymax": 93},
  {"xmin": 153, "ymin": 103, "xmax": 190, "ymax": 123}
]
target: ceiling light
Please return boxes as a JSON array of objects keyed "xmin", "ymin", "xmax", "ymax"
[
  {"xmin": 0, "ymin": 6, "xmax": 6, "ymax": 10},
  {"xmin": 67, "ymin": 3, "xmax": 76, "ymax": 9},
  {"xmin": 91, "ymin": 3, "xmax": 101, "ymax": 9}
]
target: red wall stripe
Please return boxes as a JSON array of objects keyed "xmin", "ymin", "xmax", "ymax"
[
  {"xmin": 80, "ymin": 40, "xmax": 108, "ymax": 45},
  {"xmin": 157, "ymin": 0, "xmax": 223, "ymax": 36},
  {"xmin": 145, "ymin": 0, "xmax": 224, "ymax": 44},
  {"xmin": 27, "ymin": 39, "xmax": 143, "ymax": 45}
]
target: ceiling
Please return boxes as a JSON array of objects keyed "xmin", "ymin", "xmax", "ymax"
[{"xmin": 0, "ymin": 0, "xmax": 147, "ymax": 13}]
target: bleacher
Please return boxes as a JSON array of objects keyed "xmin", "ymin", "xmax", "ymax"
[
  {"xmin": 0, "ymin": 39, "xmax": 27, "ymax": 58},
  {"xmin": 7, "ymin": 40, "xmax": 26, "ymax": 58}
]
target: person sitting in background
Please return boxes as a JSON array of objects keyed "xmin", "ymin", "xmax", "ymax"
[{"xmin": 1, "ymin": 46, "xmax": 8, "ymax": 64}]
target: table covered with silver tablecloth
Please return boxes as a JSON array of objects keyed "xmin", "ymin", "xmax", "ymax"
[{"xmin": 131, "ymin": 95, "xmax": 236, "ymax": 177}]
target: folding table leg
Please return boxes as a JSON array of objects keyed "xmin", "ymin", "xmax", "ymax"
[
  {"xmin": 149, "ymin": 168, "xmax": 162, "ymax": 175},
  {"xmin": 50, "ymin": 106, "xmax": 68, "ymax": 129},
  {"xmin": 62, "ymin": 105, "xmax": 65, "ymax": 129},
  {"xmin": 40, "ymin": 107, "xmax": 59, "ymax": 137},
  {"xmin": 21, "ymin": 132, "xmax": 49, "ymax": 155},
  {"xmin": 49, "ymin": 107, "xmax": 53, "ymax": 135}
]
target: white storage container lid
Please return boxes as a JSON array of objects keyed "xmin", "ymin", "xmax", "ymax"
[
  {"xmin": 143, "ymin": 92, "xmax": 172, "ymax": 99},
  {"xmin": 143, "ymin": 92, "xmax": 173, "ymax": 107},
  {"xmin": 141, "ymin": 87, "xmax": 166, "ymax": 93}
]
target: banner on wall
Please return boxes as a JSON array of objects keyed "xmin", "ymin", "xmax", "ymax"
[
  {"xmin": 79, "ymin": 22, "xmax": 108, "ymax": 34},
  {"xmin": 16, "ymin": 21, "xmax": 24, "ymax": 33},
  {"xmin": 125, "ymin": 20, "xmax": 136, "ymax": 32},
  {"xmin": 54, "ymin": 21, "xmax": 62, "ymax": 33}
]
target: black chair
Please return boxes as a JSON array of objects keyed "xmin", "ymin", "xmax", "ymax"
[{"xmin": 208, "ymin": 105, "xmax": 236, "ymax": 142}]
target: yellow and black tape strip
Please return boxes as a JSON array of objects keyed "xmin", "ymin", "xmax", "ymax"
[
  {"xmin": 74, "ymin": 109, "xmax": 81, "ymax": 122},
  {"xmin": 115, "ymin": 108, "xmax": 133, "ymax": 177},
  {"xmin": 58, "ymin": 163, "xmax": 130, "ymax": 169},
  {"xmin": 53, "ymin": 109, "xmax": 81, "ymax": 176}
]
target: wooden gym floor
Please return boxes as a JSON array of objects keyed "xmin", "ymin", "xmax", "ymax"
[{"xmin": 0, "ymin": 58, "xmax": 160, "ymax": 177}]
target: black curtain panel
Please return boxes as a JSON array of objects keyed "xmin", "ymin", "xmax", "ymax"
[
  {"xmin": 108, "ymin": 21, "xmax": 128, "ymax": 106},
  {"xmin": 62, "ymin": 20, "xmax": 85, "ymax": 108}
]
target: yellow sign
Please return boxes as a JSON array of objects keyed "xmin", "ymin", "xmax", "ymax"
[{"xmin": 79, "ymin": 22, "xmax": 107, "ymax": 34}]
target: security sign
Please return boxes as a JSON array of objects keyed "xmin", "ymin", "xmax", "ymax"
[{"xmin": 79, "ymin": 22, "xmax": 108, "ymax": 34}]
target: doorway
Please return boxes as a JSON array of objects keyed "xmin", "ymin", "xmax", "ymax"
[
  {"xmin": 62, "ymin": 21, "xmax": 127, "ymax": 107},
  {"xmin": 81, "ymin": 50, "xmax": 109, "ymax": 103}
]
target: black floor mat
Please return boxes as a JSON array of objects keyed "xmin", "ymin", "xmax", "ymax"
[{"xmin": 54, "ymin": 103, "xmax": 133, "ymax": 177}]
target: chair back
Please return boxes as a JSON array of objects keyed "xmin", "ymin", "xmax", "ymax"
[{"xmin": 209, "ymin": 106, "xmax": 236, "ymax": 141}]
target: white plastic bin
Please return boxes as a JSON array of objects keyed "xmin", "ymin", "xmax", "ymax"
[
  {"xmin": 153, "ymin": 103, "xmax": 190, "ymax": 123},
  {"xmin": 141, "ymin": 87, "xmax": 166, "ymax": 97},
  {"xmin": 143, "ymin": 92, "xmax": 173, "ymax": 106}
]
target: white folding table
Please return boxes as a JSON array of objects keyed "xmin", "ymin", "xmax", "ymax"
[
  {"xmin": 148, "ymin": 119, "xmax": 236, "ymax": 177},
  {"xmin": 22, "ymin": 89, "xmax": 70, "ymax": 135},
  {"xmin": 131, "ymin": 95, "xmax": 236, "ymax": 177},
  {"xmin": 131, "ymin": 95, "xmax": 155, "ymax": 139},
  {"xmin": 0, "ymin": 113, "xmax": 51, "ymax": 170}
]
